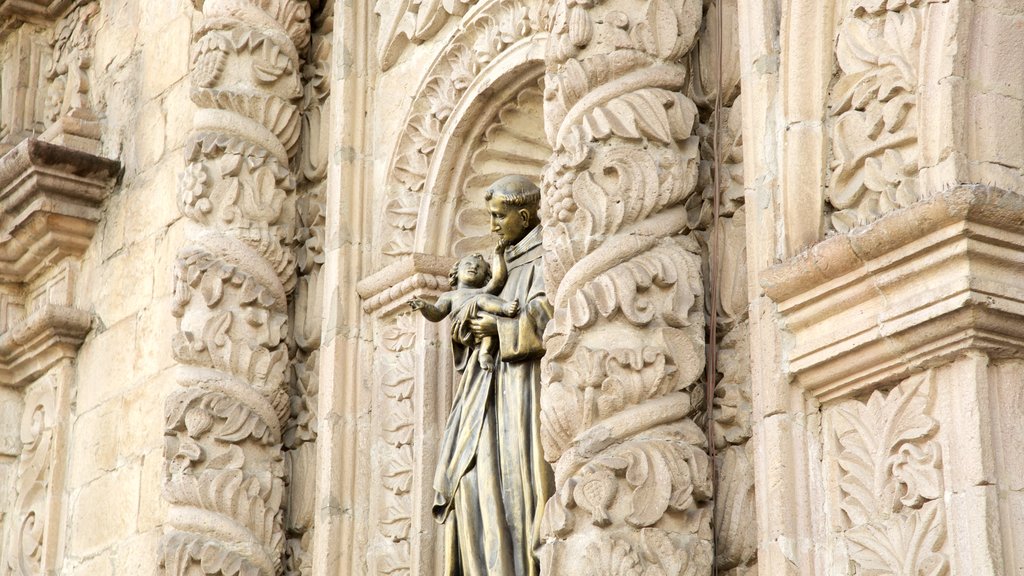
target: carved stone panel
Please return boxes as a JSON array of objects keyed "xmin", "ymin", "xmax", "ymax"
[{"xmin": 823, "ymin": 373, "xmax": 949, "ymax": 574}]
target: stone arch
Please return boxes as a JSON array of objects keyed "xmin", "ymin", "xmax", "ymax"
[
  {"xmin": 377, "ymin": 0, "xmax": 550, "ymax": 262},
  {"xmin": 413, "ymin": 36, "xmax": 548, "ymax": 257}
]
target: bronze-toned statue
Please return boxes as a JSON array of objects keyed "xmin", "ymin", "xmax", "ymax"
[
  {"xmin": 423, "ymin": 175, "xmax": 553, "ymax": 576},
  {"xmin": 410, "ymin": 242, "xmax": 520, "ymax": 370}
]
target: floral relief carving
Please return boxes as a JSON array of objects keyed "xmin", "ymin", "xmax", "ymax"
[
  {"xmin": 283, "ymin": 6, "xmax": 331, "ymax": 574},
  {"xmin": 540, "ymin": 0, "xmax": 713, "ymax": 572},
  {"xmin": 372, "ymin": 313, "xmax": 417, "ymax": 575},
  {"xmin": 375, "ymin": 0, "xmax": 481, "ymax": 71},
  {"xmin": 828, "ymin": 373, "xmax": 949, "ymax": 575},
  {"xmin": 380, "ymin": 0, "xmax": 546, "ymax": 259},
  {"xmin": 162, "ymin": 0, "xmax": 309, "ymax": 574},
  {"xmin": 827, "ymin": 0, "xmax": 935, "ymax": 233},
  {"xmin": 5, "ymin": 379, "xmax": 56, "ymax": 576}
]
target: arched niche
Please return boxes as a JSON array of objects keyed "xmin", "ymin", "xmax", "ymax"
[
  {"xmin": 376, "ymin": 0, "xmax": 550, "ymax": 264},
  {"xmin": 413, "ymin": 35, "xmax": 548, "ymax": 257}
]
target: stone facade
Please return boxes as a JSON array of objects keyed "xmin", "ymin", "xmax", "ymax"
[{"xmin": 0, "ymin": 0, "xmax": 1020, "ymax": 575}]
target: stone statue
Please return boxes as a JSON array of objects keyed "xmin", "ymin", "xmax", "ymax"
[
  {"xmin": 409, "ymin": 243, "xmax": 520, "ymax": 370},
  {"xmin": 426, "ymin": 175, "xmax": 553, "ymax": 576}
]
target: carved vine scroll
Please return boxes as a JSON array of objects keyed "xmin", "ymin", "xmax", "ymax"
[
  {"xmin": 283, "ymin": 3, "xmax": 332, "ymax": 574},
  {"xmin": 827, "ymin": 0, "xmax": 935, "ymax": 233},
  {"xmin": 540, "ymin": 0, "xmax": 712, "ymax": 573},
  {"xmin": 161, "ymin": 1, "xmax": 310, "ymax": 574}
]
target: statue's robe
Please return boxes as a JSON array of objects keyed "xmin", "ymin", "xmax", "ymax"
[{"xmin": 433, "ymin": 225, "xmax": 553, "ymax": 576}]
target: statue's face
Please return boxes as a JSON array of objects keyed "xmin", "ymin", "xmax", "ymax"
[
  {"xmin": 457, "ymin": 254, "xmax": 488, "ymax": 287},
  {"xmin": 487, "ymin": 195, "xmax": 532, "ymax": 244}
]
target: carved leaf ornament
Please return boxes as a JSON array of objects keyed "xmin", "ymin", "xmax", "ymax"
[
  {"xmin": 830, "ymin": 374, "xmax": 949, "ymax": 575},
  {"xmin": 540, "ymin": 0, "xmax": 712, "ymax": 572},
  {"xmin": 381, "ymin": 1, "xmax": 545, "ymax": 259},
  {"xmin": 828, "ymin": 0, "xmax": 933, "ymax": 233}
]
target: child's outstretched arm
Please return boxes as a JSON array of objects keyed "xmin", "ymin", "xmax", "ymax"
[
  {"xmin": 409, "ymin": 294, "xmax": 452, "ymax": 322},
  {"xmin": 482, "ymin": 240, "xmax": 509, "ymax": 294}
]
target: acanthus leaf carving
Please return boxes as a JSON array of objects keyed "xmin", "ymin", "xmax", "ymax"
[
  {"xmin": 828, "ymin": 373, "xmax": 949, "ymax": 575},
  {"xmin": 163, "ymin": 1, "xmax": 309, "ymax": 574},
  {"xmin": 541, "ymin": 0, "xmax": 717, "ymax": 572},
  {"xmin": 827, "ymin": 0, "xmax": 934, "ymax": 233}
]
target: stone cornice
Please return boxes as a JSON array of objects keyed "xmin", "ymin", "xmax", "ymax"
[
  {"xmin": 356, "ymin": 252, "xmax": 454, "ymax": 315},
  {"xmin": 0, "ymin": 304, "xmax": 90, "ymax": 386},
  {"xmin": 0, "ymin": 138, "xmax": 119, "ymax": 283},
  {"xmin": 763, "ymin": 185, "xmax": 1024, "ymax": 401},
  {"xmin": 0, "ymin": 0, "xmax": 75, "ymax": 27}
]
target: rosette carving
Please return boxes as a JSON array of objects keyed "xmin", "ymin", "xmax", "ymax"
[
  {"xmin": 540, "ymin": 0, "xmax": 712, "ymax": 572},
  {"xmin": 162, "ymin": 1, "xmax": 310, "ymax": 574}
]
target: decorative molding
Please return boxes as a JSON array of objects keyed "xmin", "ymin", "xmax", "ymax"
[
  {"xmin": 539, "ymin": 0, "xmax": 712, "ymax": 572},
  {"xmin": 0, "ymin": 24, "xmax": 50, "ymax": 153},
  {"xmin": 358, "ymin": 252, "xmax": 451, "ymax": 576},
  {"xmin": 763, "ymin": 185, "xmax": 1024, "ymax": 401},
  {"xmin": 0, "ymin": 138, "xmax": 118, "ymax": 282},
  {"xmin": 378, "ymin": 0, "xmax": 546, "ymax": 261},
  {"xmin": 0, "ymin": 136, "xmax": 115, "ymax": 387},
  {"xmin": 161, "ymin": 1, "xmax": 309, "ymax": 575},
  {"xmin": 375, "ymin": 0, "xmax": 480, "ymax": 71},
  {"xmin": 357, "ymin": 252, "xmax": 453, "ymax": 315},
  {"xmin": 0, "ymin": 0, "xmax": 75, "ymax": 30},
  {"xmin": 825, "ymin": 372, "xmax": 949, "ymax": 574}
]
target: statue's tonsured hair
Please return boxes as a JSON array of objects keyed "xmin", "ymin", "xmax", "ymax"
[
  {"xmin": 449, "ymin": 254, "xmax": 491, "ymax": 288},
  {"xmin": 484, "ymin": 175, "xmax": 541, "ymax": 208}
]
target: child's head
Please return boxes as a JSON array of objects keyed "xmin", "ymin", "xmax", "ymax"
[{"xmin": 449, "ymin": 253, "xmax": 491, "ymax": 288}]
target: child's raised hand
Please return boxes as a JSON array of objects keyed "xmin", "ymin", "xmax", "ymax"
[{"xmin": 409, "ymin": 298, "xmax": 427, "ymax": 311}]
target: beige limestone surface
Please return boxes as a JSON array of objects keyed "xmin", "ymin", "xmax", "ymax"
[{"xmin": 0, "ymin": 0, "xmax": 1021, "ymax": 575}]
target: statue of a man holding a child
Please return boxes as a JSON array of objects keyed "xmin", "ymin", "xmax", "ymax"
[{"xmin": 410, "ymin": 175, "xmax": 553, "ymax": 576}]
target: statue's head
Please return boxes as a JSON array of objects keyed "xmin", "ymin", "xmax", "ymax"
[
  {"xmin": 449, "ymin": 253, "xmax": 491, "ymax": 288},
  {"xmin": 484, "ymin": 175, "xmax": 541, "ymax": 245}
]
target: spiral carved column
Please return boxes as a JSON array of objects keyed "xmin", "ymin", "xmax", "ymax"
[
  {"xmin": 539, "ymin": 0, "xmax": 712, "ymax": 573},
  {"xmin": 161, "ymin": 1, "xmax": 310, "ymax": 574}
]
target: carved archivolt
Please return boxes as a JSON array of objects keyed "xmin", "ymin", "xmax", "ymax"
[
  {"xmin": 826, "ymin": 373, "xmax": 949, "ymax": 574},
  {"xmin": 539, "ymin": 0, "xmax": 713, "ymax": 573},
  {"xmin": 379, "ymin": 0, "xmax": 547, "ymax": 260},
  {"xmin": 162, "ymin": 1, "xmax": 310, "ymax": 574}
]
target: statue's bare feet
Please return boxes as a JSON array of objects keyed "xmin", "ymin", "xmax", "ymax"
[
  {"xmin": 479, "ymin": 352, "xmax": 495, "ymax": 371},
  {"xmin": 501, "ymin": 300, "xmax": 519, "ymax": 316}
]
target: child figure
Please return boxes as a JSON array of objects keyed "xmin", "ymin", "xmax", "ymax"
[{"xmin": 409, "ymin": 242, "xmax": 519, "ymax": 370}]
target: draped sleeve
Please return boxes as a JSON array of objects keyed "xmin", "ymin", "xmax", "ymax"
[{"xmin": 496, "ymin": 298, "xmax": 551, "ymax": 362}]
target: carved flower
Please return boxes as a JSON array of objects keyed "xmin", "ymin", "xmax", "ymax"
[{"xmin": 179, "ymin": 163, "xmax": 213, "ymax": 216}]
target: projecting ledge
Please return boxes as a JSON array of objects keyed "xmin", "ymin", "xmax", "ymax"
[
  {"xmin": 762, "ymin": 185, "xmax": 1024, "ymax": 402},
  {"xmin": 0, "ymin": 138, "xmax": 120, "ymax": 282},
  {"xmin": 0, "ymin": 304, "xmax": 91, "ymax": 387}
]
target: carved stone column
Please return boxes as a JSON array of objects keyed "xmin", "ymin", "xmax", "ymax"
[
  {"xmin": 539, "ymin": 0, "xmax": 712, "ymax": 573},
  {"xmin": 160, "ymin": 1, "xmax": 310, "ymax": 574}
]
